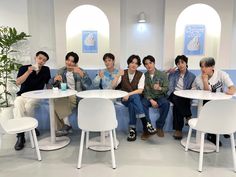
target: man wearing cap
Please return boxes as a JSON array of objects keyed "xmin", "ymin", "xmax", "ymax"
[{"xmin": 168, "ymin": 55, "xmax": 196, "ymax": 140}]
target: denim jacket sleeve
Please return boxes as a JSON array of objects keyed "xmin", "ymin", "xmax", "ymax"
[
  {"xmin": 92, "ymin": 74, "xmax": 101, "ymax": 89},
  {"xmin": 167, "ymin": 72, "xmax": 177, "ymax": 96},
  {"xmin": 79, "ymin": 69, "xmax": 92, "ymax": 90}
]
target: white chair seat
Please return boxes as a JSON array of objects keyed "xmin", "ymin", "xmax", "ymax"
[
  {"xmin": 188, "ymin": 118, "xmax": 197, "ymax": 128},
  {"xmin": 2, "ymin": 118, "xmax": 38, "ymax": 134},
  {"xmin": 0, "ymin": 116, "xmax": 41, "ymax": 161}
]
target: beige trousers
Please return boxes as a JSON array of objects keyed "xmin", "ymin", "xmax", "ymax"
[
  {"xmin": 13, "ymin": 96, "xmax": 39, "ymax": 119},
  {"xmin": 54, "ymin": 95, "xmax": 77, "ymax": 130}
]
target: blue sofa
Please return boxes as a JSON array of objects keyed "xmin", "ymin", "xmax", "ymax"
[{"xmin": 35, "ymin": 69, "xmax": 236, "ymax": 132}]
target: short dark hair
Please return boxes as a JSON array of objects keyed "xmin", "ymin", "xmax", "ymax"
[
  {"xmin": 175, "ymin": 55, "xmax": 188, "ymax": 65},
  {"xmin": 142, "ymin": 55, "xmax": 155, "ymax": 65},
  {"xmin": 103, "ymin": 53, "xmax": 115, "ymax": 61},
  {"xmin": 200, "ymin": 57, "xmax": 215, "ymax": 67},
  {"xmin": 65, "ymin": 51, "xmax": 79, "ymax": 64},
  {"xmin": 36, "ymin": 51, "xmax": 49, "ymax": 60},
  {"xmin": 127, "ymin": 55, "xmax": 141, "ymax": 66}
]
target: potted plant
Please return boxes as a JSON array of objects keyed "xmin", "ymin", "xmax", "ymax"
[{"xmin": 0, "ymin": 26, "xmax": 30, "ymax": 108}]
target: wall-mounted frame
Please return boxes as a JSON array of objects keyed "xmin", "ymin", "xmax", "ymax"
[
  {"xmin": 184, "ymin": 25, "xmax": 205, "ymax": 56},
  {"xmin": 82, "ymin": 31, "xmax": 98, "ymax": 53}
]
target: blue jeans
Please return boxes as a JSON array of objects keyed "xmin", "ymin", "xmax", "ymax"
[
  {"xmin": 142, "ymin": 96, "xmax": 170, "ymax": 129},
  {"xmin": 122, "ymin": 94, "xmax": 146, "ymax": 129}
]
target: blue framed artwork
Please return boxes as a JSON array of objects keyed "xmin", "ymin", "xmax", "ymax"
[
  {"xmin": 82, "ymin": 31, "xmax": 98, "ymax": 53},
  {"xmin": 184, "ymin": 25, "xmax": 205, "ymax": 56}
]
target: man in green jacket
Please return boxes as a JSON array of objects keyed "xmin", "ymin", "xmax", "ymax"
[{"xmin": 142, "ymin": 55, "xmax": 170, "ymax": 138}]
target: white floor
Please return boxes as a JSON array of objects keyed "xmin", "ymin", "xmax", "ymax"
[{"xmin": 0, "ymin": 131, "xmax": 235, "ymax": 177}]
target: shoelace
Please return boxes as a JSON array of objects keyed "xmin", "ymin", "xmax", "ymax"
[
  {"xmin": 147, "ymin": 123, "xmax": 156, "ymax": 133},
  {"xmin": 128, "ymin": 129, "xmax": 136, "ymax": 138}
]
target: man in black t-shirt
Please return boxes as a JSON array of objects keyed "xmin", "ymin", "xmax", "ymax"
[{"xmin": 13, "ymin": 51, "xmax": 51, "ymax": 150}]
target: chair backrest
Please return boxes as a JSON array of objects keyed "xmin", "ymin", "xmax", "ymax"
[
  {"xmin": 195, "ymin": 99, "xmax": 236, "ymax": 134},
  {"xmin": 78, "ymin": 98, "xmax": 118, "ymax": 132}
]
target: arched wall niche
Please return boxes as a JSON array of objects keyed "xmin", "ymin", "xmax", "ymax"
[
  {"xmin": 175, "ymin": 3, "xmax": 221, "ymax": 69},
  {"xmin": 66, "ymin": 4, "xmax": 109, "ymax": 69}
]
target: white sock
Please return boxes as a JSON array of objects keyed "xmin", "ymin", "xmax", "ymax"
[{"xmin": 63, "ymin": 117, "xmax": 71, "ymax": 126}]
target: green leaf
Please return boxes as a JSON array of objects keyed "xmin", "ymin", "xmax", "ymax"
[{"xmin": 0, "ymin": 26, "xmax": 30, "ymax": 107}]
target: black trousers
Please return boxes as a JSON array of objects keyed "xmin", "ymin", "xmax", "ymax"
[{"xmin": 169, "ymin": 93, "xmax": 192, "ymax": 131}]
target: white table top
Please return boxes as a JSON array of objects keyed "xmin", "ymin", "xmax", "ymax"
[
  {"xmin": 76, "ymin": 89, "xmax": 128, "ymax": 99},
  {"xmin": 174, "ymin": 90, "xmax": 232, "ymax": 100},
  {"xmin": 22, "ymin": 89, "xmax": 77, "ymax": 99}
]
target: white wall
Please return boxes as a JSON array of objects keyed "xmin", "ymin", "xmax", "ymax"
[
  {"xmin": 120, "ymin": 0, "xmax": 165, "ymax": 69},
  {"xmin": 231, "ymin": 1, "xmax": 236, "ymax": 68},
  {"xmin": 66, "ymin": 5, "xmax": 110, "ymax": 69},
  {"xmin": 163, "ymin": 0, "xmax": 235, "ymax": 69},
  {"xmin": 174, "ymin": 4, "xmax": 221, "ymax": 69},
  {"xmin": 54, "ymin": 0, "xmax": 120, "ymax": 69},
  {"xmin": 0, "ymin": 0, "xmax": 28, "ymax": 33},
  {"xmin": 27, "ymin": 0, "xmax": 56, "ymax": 67},
  {"xmin": 1, "ymin": 0, "xmax": 236, "ymax": 70},
  {"xmin": 0, "ymin": 0, "xmax": 31, "ymax": 64},
  {"xmin": 0, "ymin": 0, "xmax": 56, "ymax": 66}
]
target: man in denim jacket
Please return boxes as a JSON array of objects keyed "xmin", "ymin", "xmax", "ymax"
[
  {"xmin": 168, "ymin": 55, "xmax": 196, "ymax": 139},
  {"xmin": 49, "ymin": 52, "xmax": 92, "ymax": 136}
]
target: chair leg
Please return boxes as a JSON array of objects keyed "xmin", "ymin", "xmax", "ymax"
[
  {"xmin": 185, "ymin": 128, "xmax": 192, "ymax": 151},
  {"xmin": 113, "ymin": 129, "xmax": 117, "ymax": 149},
  {"xmin": 86, "ymin": 131, "xmax": 89, "ymax": 149},
  {"xmin": 32, "ymin": 129, "xmax": 41, "ymax": 161},
  {"xmin": 0, "ymin": 134, "xmax": 2, "ymax": 149},
  {"xmin": 77, "ymin": 130, "xmax": 85, "ymax": 169},
  {"xmin": 29, "ymin": 131, "xmax": 35, "ymax": 148},
  {"xmin": 216, "ymin": 134, "xmax": 220, "ymax": 152},
  {"xmin": 109, "ymin": 130, "xmax": 116, "ymax": 169},
  {"xmin": 230, "ymin": 133, "xmax": 236, "ymax": 172},
  {"xmin": 198, "ymin": 132, "xmax": 205, "ymax": 172}
]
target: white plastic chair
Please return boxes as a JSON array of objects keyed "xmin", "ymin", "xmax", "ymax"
[
  {"xmin": 0, "ymin": 117, "xmax": 41, "ymax": 161},
  {"xmin": 185, "ymin": 99, "xmax": 236, "ymax": 172},
  {"xmin": 77, "ymin": 98, "xmax": 118, "ymax": 169}
]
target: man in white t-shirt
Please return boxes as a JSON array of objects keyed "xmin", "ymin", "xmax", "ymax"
[
  {"xmin": 193, "ymin": 58, "xmax": 235, "ymax": 94},
  {"xmin": 193, "ymin": 57, "xmax": 236, "ymax": 145}
]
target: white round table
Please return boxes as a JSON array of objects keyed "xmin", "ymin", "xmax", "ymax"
[
  {"xmin": 77, "ymin": 89, "xmax": 128, "ymax": 99},
  {"xmin": 77, "ymin": 89, "xmax": 128, "ymax": 151},
  {"xmin": 22, "ymin": 89, "xmax": 77, "ymax": 150},
  {"xmin": 174, "ymin": 90, "xmax": 232, "ymax": 153}
]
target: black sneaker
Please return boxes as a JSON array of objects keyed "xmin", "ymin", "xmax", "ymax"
[
  {"xmin": 146, "ymin": 122, "xmax": 157, "ymax": 135},
  {"xmin": 127, "ymin": 128, "xmax": 136, "ymax": 141},
  {"xmin": 14, "ymin": 136, "xmax": 26, "ymax": 151},
  {"xmin": 56, "ymin": 125, "xmax": 72, "ymax": 137},
  {"xmin": 207, "ymin": 134, "xmax": 222, "ymax": 147}
]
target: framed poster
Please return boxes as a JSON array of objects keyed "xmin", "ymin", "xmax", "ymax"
[
  {"xmin": 184, "ymin": 25, "xmax": 205, "ymax": 56},
  {"xmin": 82, "ymin": 31, "xmax": 98, "ymax": 53}
]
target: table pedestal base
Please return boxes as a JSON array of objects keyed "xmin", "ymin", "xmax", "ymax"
[
  {"xmin": 88, "ymin": 137, "xmax": 119, "ymax": 152},
  {"xmin": 38, "ymin": 136, "xmax": 70, "ymax": 151},
  {"xmin": 181, "ymin": 137, "xmax": 216, "ymax": 153}
]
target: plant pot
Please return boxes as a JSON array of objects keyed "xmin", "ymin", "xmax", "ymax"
[{"xmin": 0, "ymin": 105, "xmax": 14, "ymax": 123}]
